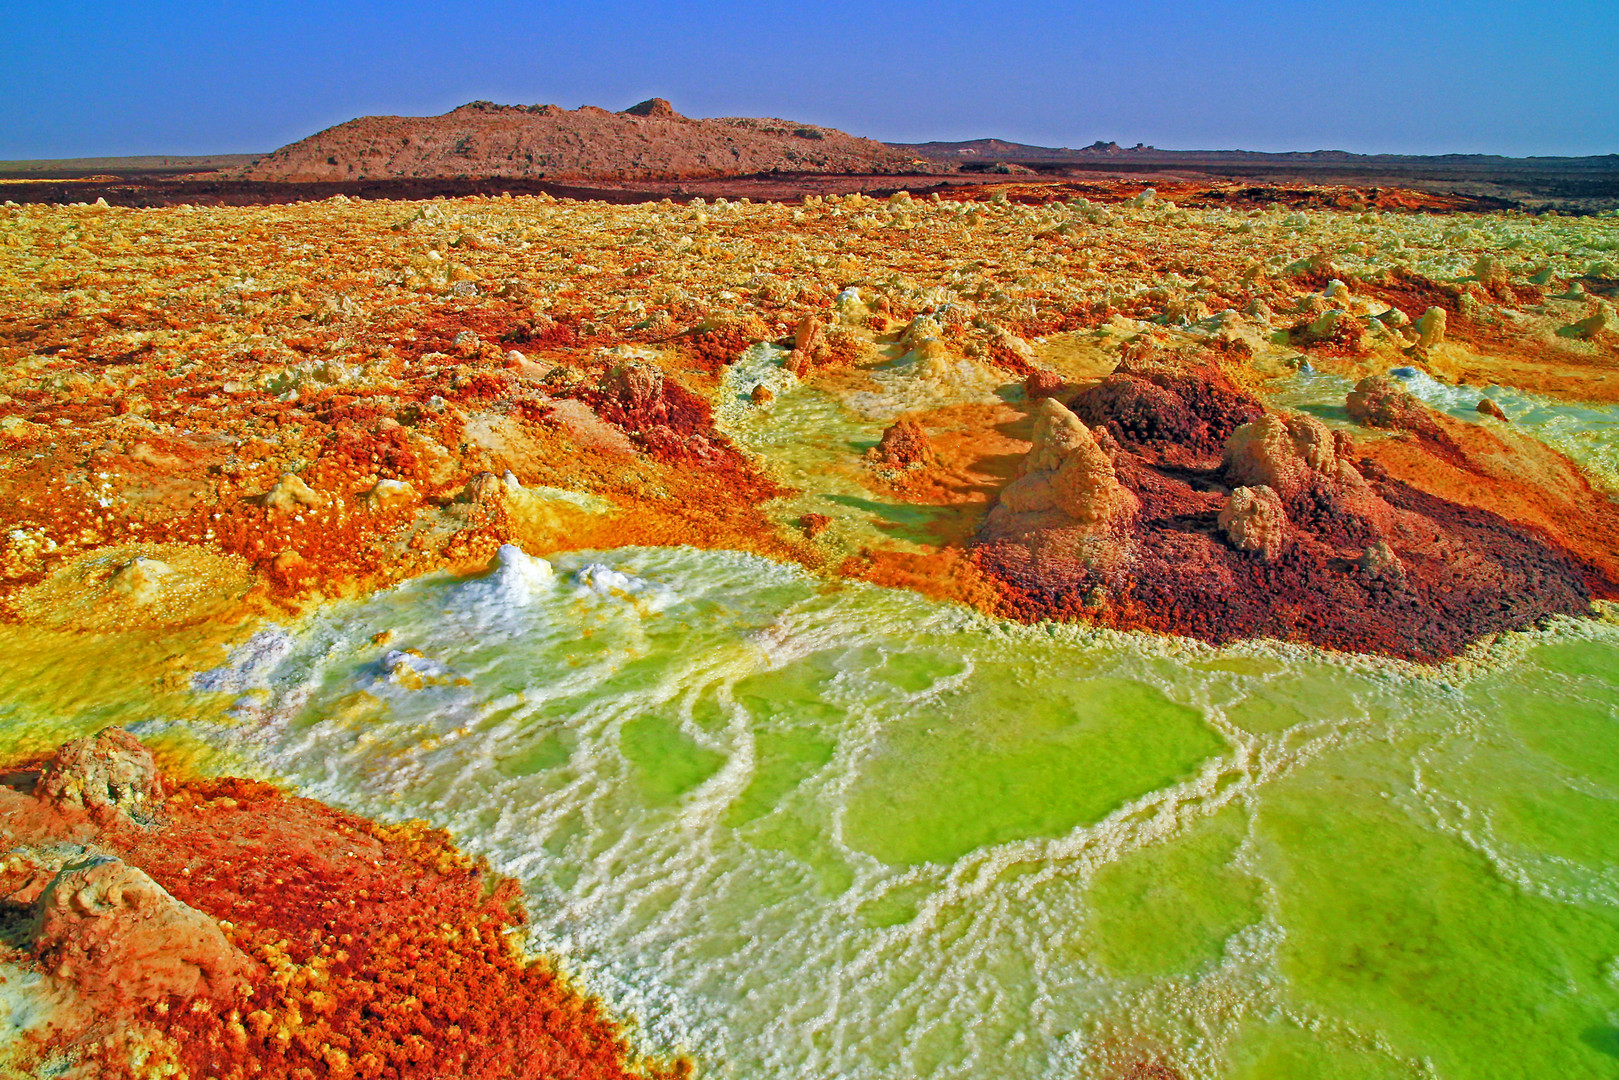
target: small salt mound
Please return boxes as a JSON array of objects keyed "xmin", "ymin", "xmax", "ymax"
[
  {"xmin": 451, "ymin": 544, "xmax": 555, "ymax": 623},
  {"xmin": 573, "ymin": 562, "xmax": 674, "ymax": 610},
  {"xmin": 111, "ymin": 557, "xmax": 172, "ymax": 604},
  {"xmin": 374, "ymin": 649, "xmax": 459, "ymax": 691}
]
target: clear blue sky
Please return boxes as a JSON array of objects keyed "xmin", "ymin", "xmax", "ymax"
[{"xmin": 4, "ymin": 0, "xmax": 1615, "ymax": 159}]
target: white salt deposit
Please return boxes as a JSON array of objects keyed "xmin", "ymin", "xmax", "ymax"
[{"xmin": 449, "ymin": 543, "xmax": 555, "ymax": 624}]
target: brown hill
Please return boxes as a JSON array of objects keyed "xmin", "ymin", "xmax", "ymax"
[{"xmin": 243, "ymin": 99, "xmax": 934, "ymax": 182}]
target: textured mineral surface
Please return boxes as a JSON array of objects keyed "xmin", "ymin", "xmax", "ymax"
[
  {"xmin": 3, "ymin": 177, "xmax": 1619, "ymax": 1077},
  {"xmin": 1, "ymin": 182, "xmax": 1614, "ymax": 654},
  {"xmin": 1, "ymin": 732, "xmax": 691, "ymax": 1080}
]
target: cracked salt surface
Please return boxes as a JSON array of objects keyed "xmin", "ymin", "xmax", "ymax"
[{"xmin": 176, "ymin": 542, "xmax": 1619, "ymax": 1080}]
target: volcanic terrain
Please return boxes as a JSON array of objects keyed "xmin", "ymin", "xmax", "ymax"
[{"xmin": 3, "ymin": 165, "xmax": 1619, "ymax": 1077}]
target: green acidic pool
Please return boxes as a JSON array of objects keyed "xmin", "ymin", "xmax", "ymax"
[{"xmin": 4, "ymin": 545, "xmax": 1618, "ymax": 1079}]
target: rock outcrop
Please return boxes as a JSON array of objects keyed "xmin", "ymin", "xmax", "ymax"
[
  {"xmin": 0, "ymin": 731, "xmax": 688, "ymax": 1080},
  {"xmin": 1222, "ymin": 411, "xmax": 1367, "ymax": 503},
  {"xmin": 1346, "ymin": 375, "xmax": 1434, "ymax": 431},
  {"xmin": 975, "ymin": 354, "xmax": 1604, "ymax": 660},
  {"xmin": 990, "ymin": 398, "xmax": 1138, "ymax": 530},
  {"xmin": 588, "ymin": 359, "xmax": 726, "ymax": 462},
  {"xmin": 39, "ymin": 727, "xmax": 163, "ymax": 818},
  {"xmin": 110, "ymin": 556, "xmax": 173, "ymax": 604},
  {"xmin": 261, "ymin": 472, "xmax": 321, "ymax": 512},
  {"xmin": 1217, "ymin": 485, "xmax": 1287, "ymax": 561},
  {"xmin": 31, "ymin": 856, "xmax": 258, "ymax": 1012},
  {"xmin": 867, "ymin": 418, "xmax": 935, "ymax": 467}
]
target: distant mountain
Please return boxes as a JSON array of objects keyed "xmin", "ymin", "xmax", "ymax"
[
  {"xmin": 0, "ymin": 154, "xmax": 261, "ymax": 178},
  {"xmin": 893, "ymin": 138, "xmax": 1619, "ymax": 170},
  {"xmin": 243, "ymin": 100, "xmax": 939, "ymax": 183},
  {"xmin": 894, "ymin": 138, "xmax": 1155, "ymax": 162}
]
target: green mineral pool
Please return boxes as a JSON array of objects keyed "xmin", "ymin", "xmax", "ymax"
[{"xmin": 3, "ymin": 543, "xmax": 1616, "ymax": 1079}]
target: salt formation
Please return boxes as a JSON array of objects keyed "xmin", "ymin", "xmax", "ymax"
[
  {"xmin": 39, "ymin": 727, "xmax": 163, "ymax": 817},
  {"xmin": 451, "ymin": 542, "xmax": 556, "ymax": 623},
  {"xmin": 365, "ymin": 477, "xmax": 416, "ymax": 511},
  {"xmin": 867, "ymin": 417, "xmax": 935, "ymax": 467},
  {"xmin": 1562, "ymin": 301, "xmax": 1616, "ymax": 340},
  {"xmin": 1217, "ymin": 485, "xmax": 1287, "ymax": 561},
  {"xmin": 1, "ymin": 730, "xmax": 678, "ymax": 1080},
  {"xmin": 110, "ymin": 556, "xmax": 172, "ymax": 604},
  {"xmin": 1222, "ymin": 412, "xmax": 1366, "ymax": 502},
  {"xmin": 991, "ymin": 399, "xmax": 1137, "ymax": 531},
  {"xmin": 1346, "ymin": 375, "xmax": 1428, "ymax": 428},
  {"xmin": 261, "ymin": 472, "xmax": 321, "ymax": 511},
  {"xmin": 1413, "ymin": 306, "xmax": 1447, "ymax": 349},
  {"xmin": 976, "ymin": 352, "xmax": 1605, "ymax": 658},
  {"xmin": 30, "ymin": 856, "xmax": 258, "ymax": 1012}
]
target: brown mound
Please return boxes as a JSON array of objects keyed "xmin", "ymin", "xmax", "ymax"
[
  {"xmin": 244, "ymin": 100, "xmax": 931, "ymax": 183},
  {"xmin": 1068, "ymin": 351, "xmax": 1265, "ymax": 467},
  {"xmin": 867, "ymin": 417, "xmax": 935, "ymax": 467},
  {"xmin": 621, "ymin": 98, "xmax": 679, "ymax": 120}
]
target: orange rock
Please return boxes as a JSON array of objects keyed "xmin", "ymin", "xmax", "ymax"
[
  {"xmin": 31, "ymin": 856, "xmax": 259, "ymax": 1014},
  {"xmin": 866, "ymin": 417, "xmax": 934, "ymax": 467},
  {"xmin": 1217, "ymin": 485, "xmax": 1287, "ymax": 561}
]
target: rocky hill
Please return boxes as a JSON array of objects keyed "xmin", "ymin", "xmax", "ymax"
[{"xmin": 243, "ymin": 99, "xmax": 933, "ymax": 182}]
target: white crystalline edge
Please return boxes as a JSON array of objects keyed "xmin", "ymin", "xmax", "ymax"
[
  {"xmin": 190, "ymin": 625, "xmax": 297, "ymax": 693},
  {"xmin": 165, "ymin": 541, "xmax": 1619, "ymax": 1080},
  {"xmin": 0, "ymin": 963, "xmax": 61, "ymax": 1051},
  {"xmin": 451, "ymin": 542, "xmax": 556, "ymax": 620}
]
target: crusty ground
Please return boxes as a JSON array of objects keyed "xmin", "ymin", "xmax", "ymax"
[
  {"xmin": 1, "ymin": 181, "xmax": 1614, "ymax": 640},
  {"xmin": 0, "ymin": 763, "xmax": 691, "ymax": 1080},
  {"xmin": 3, "ymin": 180, "xmax": 1615, "ymax": 1078}
]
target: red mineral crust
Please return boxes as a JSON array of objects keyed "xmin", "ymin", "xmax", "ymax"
[
  {"xmin": 0, "ymin": 732, "xmax": 690, "ymax": 1080},
  {"xmin": 974, "ymin": 356, "xmax": 1611, "ymax": 661},
  {"xmin": 866, "ymin": 417, "xmax": 936, "ymax": 467}
]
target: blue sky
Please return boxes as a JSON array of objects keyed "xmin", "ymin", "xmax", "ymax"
[{"xmin": 3, "ymin": 0, "xmax": 1615, "ymax": 159}]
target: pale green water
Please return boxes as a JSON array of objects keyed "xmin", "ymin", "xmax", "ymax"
[
  {"xmin": 23, "ymin": 544, "xmax": 1591, "ymax": 1080},
  {"xmin": 713, "ymin": 342, "xmax": 1006, "ymax": 554}
]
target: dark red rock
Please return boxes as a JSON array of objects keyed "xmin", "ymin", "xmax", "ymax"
[
  {"xmin": 583, "ymin": 360, "xmax": 730, "ymax": 464},
  {"xmin": 1067, "ymin": 355, "xmax": 1263, "ymax": 467},
  {"xmin": 975, "ymin": 358, "xmax": 1601, "ymax": 661}
]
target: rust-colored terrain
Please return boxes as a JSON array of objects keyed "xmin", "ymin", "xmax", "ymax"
[
  {"xmin": 3, "ymin": 171, "xmax": 1618, "ymax": 1073},
  {"xmin": 1, "ymin": 730, "xmax": 690, "ymax": 1079},
  {"xmin": 975, "ymin": 354, "xmax": 1617, "ymax": 660}
]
